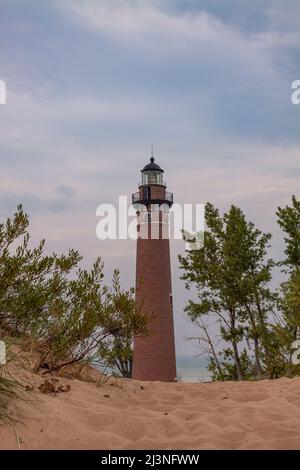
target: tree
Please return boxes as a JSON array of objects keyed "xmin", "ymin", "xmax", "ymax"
[
  {"xmin": 98, "ymin": 271, "xmax": 148, "ymax": 378},
  {"xmin": 277, "ymin": 195, "xmax": 300, "ymax": 272},
  {"xmin": 274, "ymin": 196, "xmax": 300, "ymax": 376},
  {"xmin": 179, "ymin": 203, "xmax": 275, "ymax": 381},
  {"xmin": 0, "ymin": 205, "xmax": 82, "ymax": 338},
  {"xmin": 0, "ymin": 206, "xmax": 147, "ymax": 376},
  {"xmin": 186, "ymin": 316, "xmax": 225, "ymax": 381}
]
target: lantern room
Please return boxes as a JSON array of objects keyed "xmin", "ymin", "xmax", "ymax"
[{"xmin": 140, "ymin": 157, "xmax": 164, "ymax": 186}]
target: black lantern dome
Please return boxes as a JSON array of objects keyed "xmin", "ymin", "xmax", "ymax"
[
  {"xmin": 140, "ymin": 157, "xmax": 164, "ymax": 186},
  {"xmin": 141, "ymin": 157, "xmax": 164, "ymax": 173}
]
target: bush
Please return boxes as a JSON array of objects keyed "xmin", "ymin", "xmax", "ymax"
[{"xmin": 0, "ymin": 206, "xmax": 148, "ymax": 376}]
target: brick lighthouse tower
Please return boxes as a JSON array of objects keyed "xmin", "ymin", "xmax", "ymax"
[{"xmin": 132, "ymin": 156, "xmax": 176, "ymax": 382}]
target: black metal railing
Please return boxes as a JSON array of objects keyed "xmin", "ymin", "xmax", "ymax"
[
  {"xmin": 138, "ymin": 180, "xmax": 167, "ymax": 187},
  {"xmin": 132, "ymin": 191, "xmax": 173, "ymax": 205},
  {"xmin": 132, "ymin": 192, "xmax": 141, "ymax": 204}
]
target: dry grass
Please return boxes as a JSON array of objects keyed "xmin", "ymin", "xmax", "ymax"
[
  {"xmin": 0, "ymin": 373, "xmax": 20, "ymax": 424},
  {"xmin": 0, "ymin": 340, "xmax": 26, "ymax": 425}
]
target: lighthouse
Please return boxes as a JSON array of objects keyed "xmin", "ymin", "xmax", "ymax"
[{"xmin": 132, "ymin": 156, "xmax": 177, "ymax": 382}]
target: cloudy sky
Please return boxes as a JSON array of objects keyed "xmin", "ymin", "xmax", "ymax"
[{"xmin": 0, "ymin": 0, "xmax": 299, "ymax": 356}]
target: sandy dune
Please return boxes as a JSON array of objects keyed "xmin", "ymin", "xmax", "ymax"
[{"xmin": 1, "ymin": 370, "xmax": 300, "ymax": 450}]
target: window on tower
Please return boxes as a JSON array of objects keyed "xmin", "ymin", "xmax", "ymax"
[{"xmin": 143, "ymin": 186, "xmax": 151, "ymax": 200}]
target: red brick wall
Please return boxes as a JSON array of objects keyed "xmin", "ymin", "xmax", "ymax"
[
  {"xmin": 138, "ymin": 185, "xmax": 165, "ymax": 201},
  {"xmin": 132, "ymin": 206, "xmax": 177, "ymax": 382},
  {"xmin": 149, "ymin": 185, "xmax": 165, "ymax": 200}
]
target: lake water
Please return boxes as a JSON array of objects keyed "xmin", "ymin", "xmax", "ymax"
[
  {"xmin": 96, "ymin": 355, "xmax": 212, "ymax": 382},
  {"xmin": 176, "ymin": 356, "xmax": 212, "ymax": 383}
]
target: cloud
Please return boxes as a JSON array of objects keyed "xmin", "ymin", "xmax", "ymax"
[
  {"xmin": 1, "ymin": 0, "xmax": 299, "ymax": 355},
  {"xmin": 57, "ymin": 184, "xmax": 76, "ymax": 199},
  {"xmin": 51, "ymin": 0, "xmax": 300, "ymax": 145},
  {"xmin": 56, "ymin": 0, "xmax": 300, "ymax": 50}
]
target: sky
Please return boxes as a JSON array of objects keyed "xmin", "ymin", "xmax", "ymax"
[{"xmin": 0, "ymin": 0, "xmax": 299, "ymax": 356}]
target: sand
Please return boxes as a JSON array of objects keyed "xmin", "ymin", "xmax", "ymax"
[{"xmin": 1, "ymin": 369, "xmax": 300, "ymax": 450}]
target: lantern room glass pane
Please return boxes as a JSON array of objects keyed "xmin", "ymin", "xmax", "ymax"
[{"xmin": 142, "ymin": 170, "xmax": 163, "ymax": 185}]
